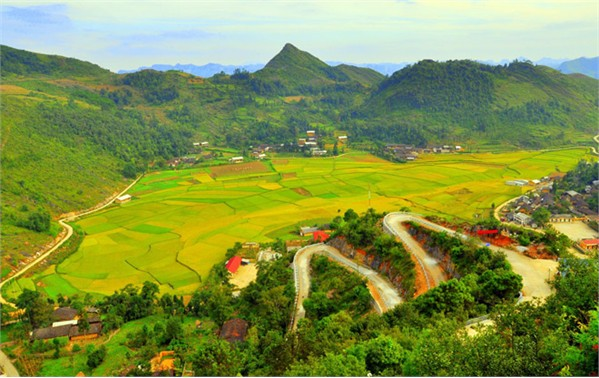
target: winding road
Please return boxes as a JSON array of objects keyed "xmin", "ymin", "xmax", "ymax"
[
  {"xmin": 383, "ymin": 212, "xmax": 557, "ymax": 301},
  {"xmin": 291, "ymin": 212, "xmax": 558, "ymax": 330},
  {"xmin": 291, "ymin": 244, "xmax": 403, "ymax": 330}
]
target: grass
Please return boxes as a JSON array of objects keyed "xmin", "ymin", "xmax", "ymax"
[{"xmin": 21, "ymin": 149, "xmax": 592, "ymax": 298}]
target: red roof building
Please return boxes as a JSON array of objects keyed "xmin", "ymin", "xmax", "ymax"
[
  {"xmin": 313, "ymin": 230, "xmax": 330, "ymax": 242},
  {"xmin": 579, "ymin": 238, "xmax": 599, "ymax": 251},
  {"xmin": 225, "ymin": 256, "xmax": 242, "ymax": 273}
]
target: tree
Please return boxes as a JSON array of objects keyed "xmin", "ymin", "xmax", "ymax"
[
  {"xmin": 532, "ymin": 207, "xmax": 551, "ymax": 227},
  {"xmin": 86, "ymin": 345, "xmax": 107, "ymax": 369},
  {"xmin": 122, "ymin": 162, "xmax": 137, "ymax": 179},
  {"xmin": 363, "ymin": 335, "xmax": 404, "ymax": 375},
  {"xmin": 343, "ymin": 208, "xmax": 358, "ymax": 222},
  {"xmin": 25, "ymin": 208, "xmax": 51, "ymax": 232},
  {"xmin": 16, "ymin": 289, "xmax": 53, "ymax": 328}
]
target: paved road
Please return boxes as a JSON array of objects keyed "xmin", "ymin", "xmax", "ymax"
[
  {"xmin": 0, "ymin": 349, "xmax": 19, "ymax": 377},
  {"xmin": 384, "ymin": 213, "xmax": 448, "ymax": 289},
  {"xmin": 0, "ymin": 176, "xmax": 142, "ymax": 305},
  {"xmin": 291, "ymin": 244, "xmax": 403, "ymax": 330},
  {"xmin": 384, "ymin": 212, "xmax": 557, "ymax": 302}
]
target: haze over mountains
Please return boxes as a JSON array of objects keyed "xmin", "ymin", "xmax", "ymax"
[{"xmin": 119, "ymin": 55, "xmax": 598, "ymax": 79}]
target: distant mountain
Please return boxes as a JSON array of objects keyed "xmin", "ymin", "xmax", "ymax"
[
  {"xmin": 118, "ymin": 62, "xmax": 264, "ymax": 77},
  {"xmin": 558, "ymin": 57, "xmax": 599, "ymax": 79},
  {"xmin": 327, "ymin": 61, "xmax": 410, "ymax": 76},
  {"xmin": 251, "ymin": 43, "xmax": 384, "ymax": 94}
]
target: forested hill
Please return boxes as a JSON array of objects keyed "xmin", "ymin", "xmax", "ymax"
[
  {"xmin": 0, "ymin": 45, "xmax": 112, "ymax": 79},
  {"xmin": 251, "ymin": 43, "xmax": 385, "ymax": 94},
  {"xmin": 357, "ymin": 59, "xmax": 598, "ymax": 148}
]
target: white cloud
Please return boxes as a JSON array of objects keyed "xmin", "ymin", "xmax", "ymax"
[{"xmin": 1, "ymin": 0, "xmax": 596, "ymax": 70}]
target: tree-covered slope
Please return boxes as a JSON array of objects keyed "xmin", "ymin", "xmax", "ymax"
[
  {"xmin": 359, "ymin": 59, "xmax": 598, "ymax": 148},
  {"xmin": 0, "ymin": 45, "xmax": 112, "ymax": 79}
]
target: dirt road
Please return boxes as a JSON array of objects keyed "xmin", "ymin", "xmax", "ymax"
[
  {"xmin": 384, "ymin": 212, "xmax": 557, "ymax": 302},
  {"xmin": 291, "ymin": 244, "xmax": 403, "ymax": 330}
]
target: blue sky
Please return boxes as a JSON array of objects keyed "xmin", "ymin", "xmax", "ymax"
[{"xmin": 1, "ymin": 0, "xmax": 597, "ymax": 72}]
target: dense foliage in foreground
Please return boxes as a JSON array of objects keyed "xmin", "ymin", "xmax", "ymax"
[{"xmin": 5, "ymin": 210, "xmax": 597, "ymax": 377}]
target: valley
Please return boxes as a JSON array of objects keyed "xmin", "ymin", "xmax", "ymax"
[{"xmin": 1, "ymin": 148, "xmax": 588, "ymax": 301}]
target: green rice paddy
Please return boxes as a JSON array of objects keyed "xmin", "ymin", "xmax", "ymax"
[{"xmin": 15, "ymin": 149, "xmax": 592, "ymax": 299}]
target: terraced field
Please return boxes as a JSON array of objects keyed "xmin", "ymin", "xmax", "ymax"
[{"xmin": 5, "ymin": 149, "xmax": 589, "ymax": 299}]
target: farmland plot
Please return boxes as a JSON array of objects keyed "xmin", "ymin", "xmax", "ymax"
[{"xmin": 18, "ymin": 149, "xmax": 590, "ymax": 298}]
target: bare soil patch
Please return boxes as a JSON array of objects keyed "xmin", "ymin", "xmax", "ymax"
[
  {"xmin": 0, "ymin": 85, "xmax": 30, "ymax": 95},
  {"xmin": 551, "ymin": 221, "xmax": 598, "ymax": 241},
  {"xmin": 210, "ymin": 161, "xmax": 269, "ymax": 178},
  {"xmin": 229, "ymin": 264, "xmax": 258, "ymax": 289},
  {"xmin": 292, "ymin": 187, "xmax": 312, "ymax": 197},
  {"xmin": 282, "ymin": 172, "xmax": 296, "ymax": 179}
]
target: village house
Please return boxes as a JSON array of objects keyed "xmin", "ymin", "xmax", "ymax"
[
  {"xmin": 578, "ymin": 238, "xmax": 599, "ymax": 253},
  {"xmin": 229, "ymin": 156, "xmax": 244, "ymax": 164},
  {"xmin": 31, "ymin": 307, "xmax": 102, "ymax": 342},
  {"xmin": 115, "ymin": 194, "xmax": 132, "ymax": 204},
  {"xmin": 514, "ymin": 213, "xmax": 532, "ymax": 226},
  {"xmin": 225, "ymin": 256, "xmax": 242, "ymax": 274},
  {"xmin": 300, "ymin": 226, "xmax": 319, "ymax": 236}
]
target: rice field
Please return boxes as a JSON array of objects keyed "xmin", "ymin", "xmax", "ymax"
[{"xmin": 22, "ymin": 148, "xmax": 591, "ymax": 298}]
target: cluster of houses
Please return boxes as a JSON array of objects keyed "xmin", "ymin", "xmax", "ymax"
[
  {"xmin": 30, "ymin": 307, "xmax": 102, "ymax": 342},
  {"xmin": 298, "ymin": 130, "xmax": 328, "ymax": 156},
  {"xmin": 384, "ymin": 144, "xmax": 463, "ymax": 161}
]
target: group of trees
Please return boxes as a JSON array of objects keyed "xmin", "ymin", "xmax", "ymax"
[{"xmin": 408, "ymin": 222, "xmax": 522, "ymax": 316}]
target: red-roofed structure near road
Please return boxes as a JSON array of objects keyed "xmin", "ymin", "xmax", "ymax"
[
  {"xmin": 313, "ymin": 231, "xmax": 330, "ymax": 242},
  {"xmin": 477, "ymin": 229, "xmax": 498, "ymax": 236},
  {"xmin": 225, "ymin": 256, "xmax": 242, "ymax": 273}
]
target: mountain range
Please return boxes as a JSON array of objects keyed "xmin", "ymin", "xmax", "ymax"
[{"xmin": 119, "ymin": 55, "xmax": 598, "ymax": 79}]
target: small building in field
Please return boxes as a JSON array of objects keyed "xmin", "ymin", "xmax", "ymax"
[
  {"xmin": 579, "ymin": 238, "xmax": 599, "ymax": 252},
  {"xmin": 115, "ymin": 194, "xmax": 132, "ymax": 204},
  {"xmin": 229, "ymin": 156, "xmax": 244, "ymax": 164},
  {"xmin": 300, "ymin": 226, "xmax": 319, "ymax": 236},
  {"xmin": 338, "ymin": 135, "xmax": 348, "ymax": 143},
  {"xmin": 225, "ymin": 256, "xmax": 242, "ymax": 274},
  {"xmin": 220, "ymin": 318, "xmax": 249, "ymax": 343},
  {"xmin": 306, "ymin": 130, "xmax": 316, "ymax": 138}
]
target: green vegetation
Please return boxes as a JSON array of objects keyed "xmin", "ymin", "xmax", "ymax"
[
  {"xmin": 8, "ymin": 236, "xmax": 597, "ymax": 377},
  {"xmin": 303, "ymin": 255, "xmax": 372, "ymax": 319}
]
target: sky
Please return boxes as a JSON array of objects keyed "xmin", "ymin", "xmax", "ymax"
[{"xmin": 1, "ymin": 0, "xmax": 598, "ymax": 72}]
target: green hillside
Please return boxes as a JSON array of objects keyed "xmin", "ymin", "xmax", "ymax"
[
  {"xmin": 251, "ymin": 43, "xmax": 384, "ymax": 94},
  {"xmin": 0, "ymin": 45, "xmax": 112, "ymax": 79},
  {"xmin": 358, "ymin": 59, "xmax": 598, "ymax": 148}
]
